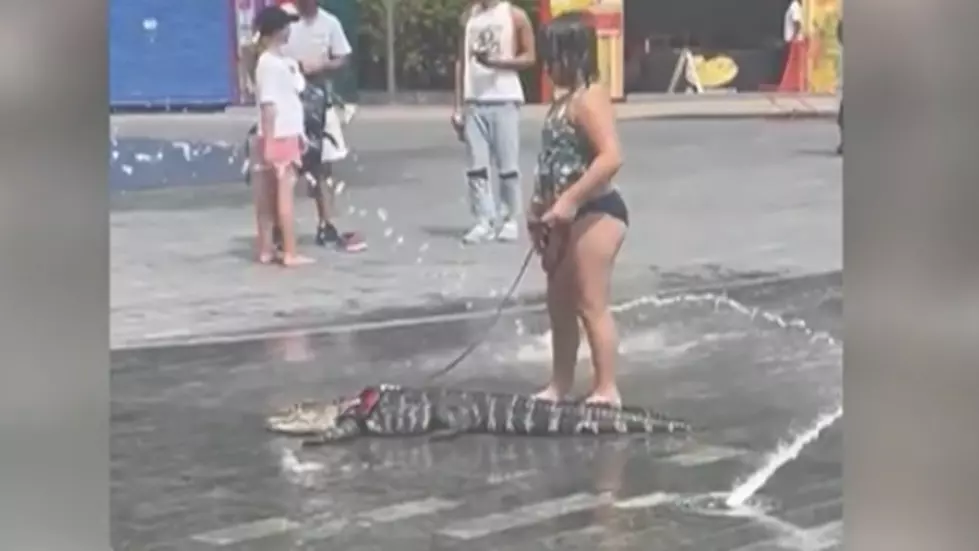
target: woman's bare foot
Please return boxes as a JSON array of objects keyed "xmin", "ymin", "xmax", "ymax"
[
  {"xmin": 281, "ymin": 254, "xmax": 315, "ymax": 267},
  {"xmin": 533, "ymin": 383, "xmax": 571, "ymax": 402},
  {"xmin": 257, "ymin": 251, "xmax": 276, "ymax": 265},
  {"xmin": 583, "ymin": 388, "xmax": 622, "ymax": 408}
]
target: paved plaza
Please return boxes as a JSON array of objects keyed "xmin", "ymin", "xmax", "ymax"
[
  {"xmin": 110, "ymin": 100, "xmax": 840, "ymax": 349},
  {"xmin": 110, "ymin": 101, "xmax": 841, "ymax": 550}
]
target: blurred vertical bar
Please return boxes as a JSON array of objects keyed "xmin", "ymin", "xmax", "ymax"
[
  {"xmin": 846, "ymin": 0, "xmax": 979, "ymax": 549},
  {"xmin": 0, "ymin": 0, "xmax": 108, "ymax": 549},
  {"xmin": 384, "ymin": 0, "xmax": 397, "ymax": 103},
  {"xmin": 320, "ymin": 0, "xmax": 360, "ymax": 102}
]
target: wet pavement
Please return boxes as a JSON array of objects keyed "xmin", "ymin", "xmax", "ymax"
[{"xmin": 111, "ymin": 271, "xmax": 842, "ymax": 551}]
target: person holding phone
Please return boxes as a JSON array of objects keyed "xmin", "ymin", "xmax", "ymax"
[{"xmin": 452, "ymin": 0, "xmax": 536, "ymax": 244}]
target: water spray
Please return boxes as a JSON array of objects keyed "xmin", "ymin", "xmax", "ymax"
[{"xmin": 726, "ymin": 404, "xmax": 842, "ymax": 507}]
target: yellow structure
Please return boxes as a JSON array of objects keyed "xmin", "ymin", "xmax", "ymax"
[
  {"xmin": 804, "ymin": 0, "xmax": 842, "ymax": 93},
  {"xmin": 690, "ymin": 55, "xmax": 739, "ymax": 89},
  {"xmin": 544, "ymin": 0, "xmax": 839, "ymax": 98},
  {"xmin": 548, "ymin": 0, "xmax": 591, "ymax": 13}
]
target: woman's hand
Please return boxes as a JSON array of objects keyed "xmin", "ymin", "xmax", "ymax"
[
  {"xmin": 526, "ymin": 199, "xmax": 550, "ymax": 253},
  {"xmin": 527, "ymin": 199, "xmax": 571, "ymax": 274},
  {"xmin": 300, "ymin": 54, "xmax": 343, "ymax": 74},
  {"xmin": 540, "ymin": 224, "xmax": 568, "ymax": 274},
  {"xmin": 540, "ymin": 195, "xmax": 577, "ymax": 227}
]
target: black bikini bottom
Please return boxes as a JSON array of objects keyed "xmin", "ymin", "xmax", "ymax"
[{"xmin": 575, "ymin": 190, "xmax": 629, "ymax": 226}]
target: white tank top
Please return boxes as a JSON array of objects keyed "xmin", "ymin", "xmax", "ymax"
[{"xmin": 462, "ymin": 2, "xmax": 525, "ymax": 103}]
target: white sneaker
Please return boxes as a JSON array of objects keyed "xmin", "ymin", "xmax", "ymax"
[
  {"xmin": 462, "ymin": 223, "xmax": 495, "ymax": 244},
  {"xmin": 495, "ymin": 219, "xmax": 519, "ymax": 242}
]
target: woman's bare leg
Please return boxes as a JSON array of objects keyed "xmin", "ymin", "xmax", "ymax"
[
  {"xmin": 570, "ymin": 213, "xmax": 626, "ymax": 406},
  {"xmin": 275, "ymin": 164, "xmax": 314, "ymax": 266},
  {"xmin": 252, "ymin": 165, "xmax": 276, "ymax": 263},
  {"xmin": 535, "ymin": 248, "xmax": 580, "ymax": 401}
]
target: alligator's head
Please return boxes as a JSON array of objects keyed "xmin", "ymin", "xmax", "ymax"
[
  {"xmin": 266, "ymin": 388, "xmax": 384, "ymax": 436},
  {"xmin": 265, "ymin": 396, "xmax": 360, "ymax": 435}
]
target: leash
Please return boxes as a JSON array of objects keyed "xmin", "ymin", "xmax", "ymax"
[{"xmin": 424, "ymin": 245, "xmax": 536, "ymax": 382}]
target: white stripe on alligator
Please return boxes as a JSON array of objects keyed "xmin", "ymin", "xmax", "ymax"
[
  {"xmin": 548, "ymin": 404, "xmax": 562, "ymax": 433},
  {"xmin": 486, "ymin": 397, "xmax": 497, "ymax": 431},
  {"xmin": 437, "ymin": 492, "xmax": 609, "ymax": 541},
  {"xmin": 613, "ymin": 409, "xmax": 628, "ymax": 433},
  {"xmin": 523, "ymin": 398, "xmax": 534, "ymax": 432},
  {"xmin": 505, "ymin": 394, "xmax": 519, "ymax": 432}
]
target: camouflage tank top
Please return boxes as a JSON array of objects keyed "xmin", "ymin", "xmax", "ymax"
[{"xmin": 533, "ymin": 89, "xmax": 595, "ymax": 205}]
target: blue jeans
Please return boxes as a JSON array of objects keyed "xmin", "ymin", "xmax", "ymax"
[{"xmin": 463, "ymin": 102, "xmax": 522, "ymax": 226}]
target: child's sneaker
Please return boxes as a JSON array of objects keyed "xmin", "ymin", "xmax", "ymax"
[
  {"xmin": 337, "ymin": 231, "xmax": 367, "ymax": 252},
  {"xmin": 495, "ymin": 219, "xmax": 519, "ymax": 242},
  {"xmin": 462, "ymin": 222, "xmax": 495, "ymax": 244}
]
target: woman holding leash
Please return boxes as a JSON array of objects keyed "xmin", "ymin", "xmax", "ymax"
[{"xmin": 529, "ymin": 11, "xmax": 628, "ymax": 408}]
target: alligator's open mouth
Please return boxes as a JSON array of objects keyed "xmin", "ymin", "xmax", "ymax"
[{"xmin": 265, "ymin": 401, "xmax": 342, "ymax": 435}]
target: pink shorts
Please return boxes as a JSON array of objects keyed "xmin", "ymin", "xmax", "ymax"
[{"xmin": 255, "ymin": 135, "xmax": 302, "ymax": 171}]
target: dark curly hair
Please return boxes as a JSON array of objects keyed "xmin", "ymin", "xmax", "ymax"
[{"xmin": 539, "ymin": 11, "xmax": 599, "ymax": 89}]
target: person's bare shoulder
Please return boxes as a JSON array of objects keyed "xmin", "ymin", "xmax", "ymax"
[
  {"xmin": 509, "ymin": 4, "xmax": 532, "ymax": 27},
  {"xmin": 571, "ymin": 83, "xmax": 612, "ymax": 119},
  {"xmin": 458, "ymin": 2, "xmax": 475, "ymax": 26},
  {"xmin": 584, "ymin": 82, "xmax": 611, "ymax": 103}
]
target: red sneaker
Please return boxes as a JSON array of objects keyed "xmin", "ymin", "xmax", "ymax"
[{"xmin": 338, "ymin": 231, "xmax": 367, "ymax": 252}]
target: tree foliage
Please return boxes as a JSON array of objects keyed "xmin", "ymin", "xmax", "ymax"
[{"xmin": 356, "ymin": 0, "xmax": 539, "ymax": 92}]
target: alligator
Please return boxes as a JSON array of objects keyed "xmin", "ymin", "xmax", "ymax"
[{"xmin": 266, "ymin": 384, "xmax": 691, "ymax": 445}]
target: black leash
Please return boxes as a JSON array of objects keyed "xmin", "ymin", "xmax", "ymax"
[{"xmin": 424, "ymin": 246, "xmax": 536, "ymax": 382}]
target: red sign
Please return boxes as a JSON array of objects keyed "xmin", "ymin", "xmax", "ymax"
[{"xmin": 588, "ymin": 11, "xmax": 621, "ymax": 33}]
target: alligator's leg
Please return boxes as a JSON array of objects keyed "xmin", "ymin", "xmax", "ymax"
[
  {"xmin": 428, "ymin": 404, "xmax": 476, "ymax": 441},
  {"xmin": 302, "ymin": 418, "xmax": 362, "ymax": 447}
]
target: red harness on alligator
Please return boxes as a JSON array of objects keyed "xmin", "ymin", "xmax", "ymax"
[{"xmin": 353, "ymin": 387, "xmax": 381, "ymax": 416}]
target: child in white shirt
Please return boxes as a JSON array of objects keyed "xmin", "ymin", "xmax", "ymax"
[{"xmin": 250, "ymin": 5, "xmax": 314, "ymax": 267}]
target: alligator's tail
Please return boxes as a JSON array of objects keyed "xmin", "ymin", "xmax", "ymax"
[
  {"xmin": 593, "ymin": 404, "xmax": 691, "ymax": 435},
  {"xmin": 631, "ymin": 407, "xmax": 690, "ymax": 434}
]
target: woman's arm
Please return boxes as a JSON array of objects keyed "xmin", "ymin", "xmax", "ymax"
[
  {"xmin": 254, "ymin": 57, "xmax": 278, "ymax": 147},
  {"xmin": 259, "ymin": 104, "xmax": 277, "ymax": 142},
  {"xmin": 558, "ymin": 84, "xmax": 623, "ymax": 209},
  {"xmin": 299, "ymin": 54, "xmax": 345, "ymax": 74}
]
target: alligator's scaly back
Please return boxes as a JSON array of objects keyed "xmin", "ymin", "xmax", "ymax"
[
  {"xmin": 265, "ymin": 386, "xmax": 691, "ymax": 443},
  {"xmin": 475, "ymin": 392, "xmax": 690, "ymax": 435},
  {"xmin": 579, "ymin": 402, "xmax": 691, "ymax": 435}
]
